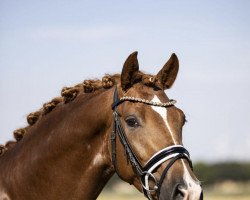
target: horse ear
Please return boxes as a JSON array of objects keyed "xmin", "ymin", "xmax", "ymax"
[
  {"xmin": 121, "ymin": 51, "xmax": 139, "ymax": 90},
  {"xmin": 156, "ymin": 53, "xmax": 179, "ymax": 89}
]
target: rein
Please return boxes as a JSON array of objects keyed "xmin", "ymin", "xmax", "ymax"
[{"xmin": 111, "ymin": 87, "xmax": 193, "ymax": 200}]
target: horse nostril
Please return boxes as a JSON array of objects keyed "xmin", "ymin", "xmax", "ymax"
[
  {"xmin": 199, "ymin": 190, "xmax": 204, "ymax": 200},
  {"xmin": 172, "ymin": 184, "xmax": 187, "ymax": 200}
]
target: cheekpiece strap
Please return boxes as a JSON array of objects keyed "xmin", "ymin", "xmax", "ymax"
[{"xmin": 111, "ymin": 87, "xmax": 143, "ymax": 176}]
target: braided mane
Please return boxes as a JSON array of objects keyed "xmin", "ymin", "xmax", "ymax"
[
  {"xmin": 0, "ymin": 74, "xmax": 119, "ymax": 155},
  {"xmin": 0, "ymin": 72, "xmax": 156, "ymax": 156}
]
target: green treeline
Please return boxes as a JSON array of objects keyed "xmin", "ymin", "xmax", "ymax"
[
  {"xmin": 194, "ymin": 162, "xmax": 250, "ymax": 185},
  {"xmin": 107, "ymin": 162, "xmax": 250, "ymax": 188}
]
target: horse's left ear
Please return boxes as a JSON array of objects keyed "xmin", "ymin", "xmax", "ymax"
[
  {"xmin": 156, "ymin": 53, "xmax": 179, "ymax": 89},
  {"xmin": 121, "ymin": 51, "xmax": 139, "ymax": 90}
]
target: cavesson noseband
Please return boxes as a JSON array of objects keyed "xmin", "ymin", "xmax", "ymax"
[{"xmin": 111, "ymin": 87, "xmax": 192, "ymax": 200}]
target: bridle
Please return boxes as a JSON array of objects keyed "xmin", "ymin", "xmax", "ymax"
[{"xmin": 111, "ymin": 87, "xmax": 193, "ymax": 200}]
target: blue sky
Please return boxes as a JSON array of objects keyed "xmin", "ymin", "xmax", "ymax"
[{"xmin": 0, "ymin": 0, "xmax": 250, "ymax": 162}]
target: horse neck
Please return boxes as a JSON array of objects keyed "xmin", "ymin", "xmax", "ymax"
[{"xmin": 0, "ymin": 88, "xmax": 115, "ymax": 200}]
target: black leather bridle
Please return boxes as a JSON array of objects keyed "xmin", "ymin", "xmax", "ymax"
[{"xmin": 111, "ymin": 87, "xmax": 193, "ymax": 199}]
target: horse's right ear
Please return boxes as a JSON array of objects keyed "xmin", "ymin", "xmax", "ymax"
[{"xmin": 121, "ymin": 51, "xmax": 139, "ymax": 90}]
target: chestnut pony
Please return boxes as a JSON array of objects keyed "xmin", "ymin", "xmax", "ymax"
[{"xmin": 0, "ymin": 52, "xmax": 203, "ymax": 200}]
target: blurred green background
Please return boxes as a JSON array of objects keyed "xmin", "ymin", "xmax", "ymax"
[{"xmin": 98, "ymin": 162, "xmax": 250, "ymax": 200}]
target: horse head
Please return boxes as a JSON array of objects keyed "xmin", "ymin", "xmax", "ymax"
[{"xmin": 111, "ymin": 52, "xmax": 203, "ymax": 200}]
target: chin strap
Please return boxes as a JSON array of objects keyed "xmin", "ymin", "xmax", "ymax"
[{"xmin": 111, "ymin": 87, "xmax": 192, "ymax": 200}]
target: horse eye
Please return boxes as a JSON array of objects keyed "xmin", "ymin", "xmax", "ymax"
[{"xmin": 125, "ymin": 117, "xmax": 140, "ymax": 128}]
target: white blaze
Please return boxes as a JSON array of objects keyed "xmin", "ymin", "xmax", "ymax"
[
  {"xmin": 151, "ymin": 96, "xmax": 177, "ymax": 144},
  {"xmin": 151, "ymin": 95, "xmax": 202, "ymax": 198},
  {"xmin": 181, "ymin": 160, "xmax": 202, "ymax": 199}
]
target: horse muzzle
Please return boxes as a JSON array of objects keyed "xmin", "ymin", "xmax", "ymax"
[
  {"xmin": 158, "ymin": 181, "xmax": 203, "ymax": 200},
  {"xmin": 157, "ymin": 161, "xmax": 203, "ymax": 200}
]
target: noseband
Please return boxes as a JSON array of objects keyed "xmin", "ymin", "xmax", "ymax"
[{"xmin": 111, "ymin": 87, "xmax": 193, "ymax": 200}]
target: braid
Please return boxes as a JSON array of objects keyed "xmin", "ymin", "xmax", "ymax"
[
  {"xmin": 43, "ymin": 97, "xmax": 63, "ymax": 114},
  {"xmin": 13, "ymin": 128, "xmax": 26, "ymax": 141},
  {"xmin": 27, "ymin": 111, "xmax": 42, "ymax": 125},
  {"xmin": 102, "ymin": 75, "xmax": 114, "ymax": 89},
  {"xmin": 0, "ymin": 74, "xmax": 118, "ymax": 155}
]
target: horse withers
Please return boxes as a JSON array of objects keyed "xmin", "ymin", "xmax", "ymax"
[{"xmin": 0, "ymin": 52, "xmax": 203, "ymax": 200}]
